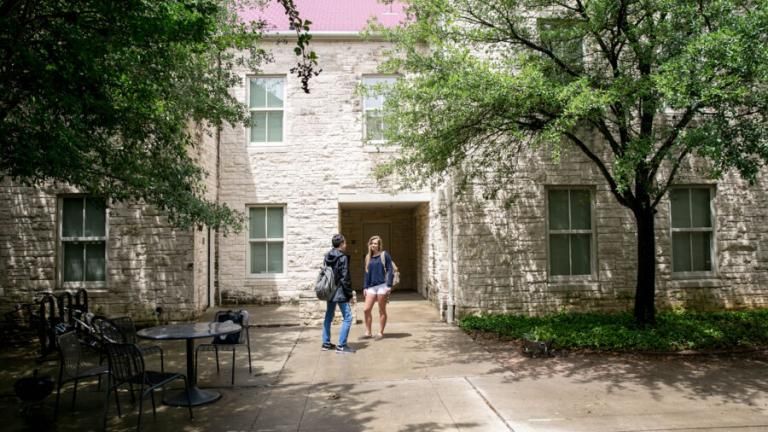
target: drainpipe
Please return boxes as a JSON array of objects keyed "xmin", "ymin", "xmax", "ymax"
[{"xmin": 446, "ymin": 179, "xmax": 456, "ymax": 324}]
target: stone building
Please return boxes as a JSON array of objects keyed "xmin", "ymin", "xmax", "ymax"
[{"xmin": 1, "ymin": 0, "xmax": 767, "ymax": 322}]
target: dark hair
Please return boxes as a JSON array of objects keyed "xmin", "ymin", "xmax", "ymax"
[{"xmin": 331, "ymin": 234, "xmax": 345, "ymax": 248}]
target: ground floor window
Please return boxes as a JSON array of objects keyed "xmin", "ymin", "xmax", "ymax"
[
  {"xmin": 248, "ymin": 205, "xmax": 285, "ymax": 274},
  {"xmin": 547, "ymin": 187, "xmax": 594, "ymax": 278},
  {"xmin": 670, "ymin": 187, "xmax": 715, "ymax": 273},
  {"xmin": 60, "ymin": 196, "xmax": 107, "ymax": 284}
]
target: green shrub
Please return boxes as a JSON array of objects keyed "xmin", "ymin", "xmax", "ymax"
[{"xmin": 459, "ymin": 309, "xmax": 768, "ymax": 352}]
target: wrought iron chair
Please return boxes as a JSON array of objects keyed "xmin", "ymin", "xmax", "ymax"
[
  {"xmin": 195, "ymin": 310, "xmax": 252, "ymax": 385},
  {"xmin": 102, "ymin": 342, "xmax": 193, "ymax": 431},
  {"xmin": 54, "ymin": 331, "xmax": 110, "ymax": 419},
  {"xmin": 111, "ymin": 316, "xmax": 165, "ymax": 372},
  {"xmin": 95, "ymin": 316, "xmax": 164, "ymax": 373}
]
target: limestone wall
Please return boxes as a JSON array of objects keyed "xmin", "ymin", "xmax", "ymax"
[{"xmin": 0, "ymin": 181, "xmax": 199, "ymax": 322}]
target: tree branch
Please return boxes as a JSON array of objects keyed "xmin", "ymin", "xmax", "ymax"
[{"xmin": 563, "ymin": 130, "xmax": 633, "ymax": 207}]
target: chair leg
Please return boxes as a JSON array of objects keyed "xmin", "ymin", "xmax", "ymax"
[
  {"xmin": 137, "ymin": 389, "xmax": 144, "ymax": 432},
  {"xmin": 114, "ymin": 385, "xmax": 122, "ymax": 417},
  {"xmin": 214, "ymin": 346, "xmax": 220, "ymax": 373},
  {"xmin": 54, "ymin": 381, "xmax": 63, "ymax": 419},
  {"xmin": 150, "ymin": 390, "xmax": 157, "ymax": 418},
  {"xmin": 102, "ymin": 374, "xmax": 113, "ymax": 430},
  {"xmin": 231, "ymin": 349, "xmax": 236, "ymax": 385},
  {"xmin": 159, "ymin": 351, "xmax": 165, "ymax": 373},
  {"xmin": 71, "ymin": 378, "xmax": 79, "ymax": 410},
  {"xmin": 247, "ymin": 344, "xmax": 253, "ymax": 373}
]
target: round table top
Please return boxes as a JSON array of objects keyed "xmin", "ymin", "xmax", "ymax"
[{"xmin": 137, "ymin": 322, "xmax": 242, "ymax": 341}]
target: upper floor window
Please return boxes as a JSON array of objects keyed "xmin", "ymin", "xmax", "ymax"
[
  {"xmin": 548, "ymin": 188, "xmax": 593, "ymax": 278},
  {"xmin": 248, "ymin": 206, "xmax": 285, "ymax": 274},
  {"xmin": 60, "ymin": 196, "xmax": 106, "ymax": 284},
  {"xmin": 249, "ymin": 77, "xmax": 284, "ymax": 144},
  {"xmin": 670, "ymin": 187, "xmax": 714, "ymax": 273},
  {"xmin": 362, "ymin": 76, "xmax": 397, "ymax": 142}
]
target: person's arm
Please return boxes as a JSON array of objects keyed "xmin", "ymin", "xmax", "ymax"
[{"xmin": 340, "ymin": 255, "xmax": 353, "ymax": 297}]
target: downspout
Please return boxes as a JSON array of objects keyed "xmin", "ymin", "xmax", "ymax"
[
  {"xmin": 446, "ymin": 180, "xmax": 456, "ymax": 324},
  {"xmin": 214, "ymin": 123, "xmax": 221, "ymax": 307},
  {"xmin": 214, "ymin": 52, "xmax": 222, "ymax": 307}
]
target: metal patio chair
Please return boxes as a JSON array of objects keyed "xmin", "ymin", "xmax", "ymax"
[
  {"xmin": 102, "ymin": 342, "xmax": 193, "ymax": 431},
  {"xmin": 54, "ymin": 331, "xmax": 110, "ymax": 419},
  {"xmin": 195, "ymin": 310, "xmax": 252, "ymax": 385}
]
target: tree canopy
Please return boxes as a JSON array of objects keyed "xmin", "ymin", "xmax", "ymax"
[
  {"xmin": 0, "ymin": 0, "xmax": 318, "ymax": 231},
  {"xmin": 375, "ymin": 0, "xmax": 768, "ymax": 324}
]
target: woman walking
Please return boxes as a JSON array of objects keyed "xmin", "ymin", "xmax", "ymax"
[{"xmin": 362, "ymin": 235, "xmax": 394, "ymax": 339}]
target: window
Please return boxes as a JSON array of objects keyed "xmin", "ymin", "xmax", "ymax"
[
  {"xmin": 60, "ymin": 197, "xmax": 106, "ymax": 284},
  {"xmin": 362, "ymin": 76, "xmax": 397, "ymax": 141},
  {"xmin": 670, "ymin": 187, "xmax": 714, "ymax": 273},
  {"xmin": 548, "ymin": 188, "xmax": 593, "ymax": 277},
  {"xmin": 248, "ymin": 206, "xmax": 284, "ymax": 274},
  {"xmin": 249, "ymin": 77, "xmax": 284, "ymax": 144},
  {"xmin": 537, "ymin": 18, "xmax": 584, "ymax": 74}
]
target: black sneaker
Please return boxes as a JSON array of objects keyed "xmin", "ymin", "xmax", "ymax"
[
  {"xmin": 336, "ymin": 345, "xmax": 356, "ymax": 354},
  {"xmin": 322, "ymin": 342, "xmax": 336, "ymax": 351}
]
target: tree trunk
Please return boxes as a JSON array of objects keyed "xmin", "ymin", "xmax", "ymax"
[{"xmin": 633, "ymin": 205, "xmax": 657, "ymax": 326}]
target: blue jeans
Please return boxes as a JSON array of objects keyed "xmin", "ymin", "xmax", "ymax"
[{"xmin": 322, "ymin": 301, "xmax": 353, "ymax": 347}]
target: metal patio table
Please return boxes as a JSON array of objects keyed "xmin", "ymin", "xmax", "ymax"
[{"xmin": 137, "ymin": 321, "xmax": 242, "ymax": 406}]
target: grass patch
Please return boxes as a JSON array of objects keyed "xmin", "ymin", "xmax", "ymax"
[{"xmin": 459, "ymin": 309, "xmax": 768, "ymax": 352}]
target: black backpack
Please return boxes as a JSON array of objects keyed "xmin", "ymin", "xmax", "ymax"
[{"xmin": 213, "ymin": 310, "xmax": 246, "ymax": 344}]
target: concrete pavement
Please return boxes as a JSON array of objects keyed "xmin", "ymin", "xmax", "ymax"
[{"xmin": 2, "ymin": 292, "xmax": 768, "ymax": 431}]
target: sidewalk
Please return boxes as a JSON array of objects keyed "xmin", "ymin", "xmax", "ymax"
[{"xmin": 2, "ymin": 292, "xmax": 768, "ymax": 431}]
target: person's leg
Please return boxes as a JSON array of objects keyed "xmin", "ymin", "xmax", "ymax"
[
  {"xmin": 377, "ymin": 294, "xmax": 388, "ymax": 337},
  {"xmin": 322, "ymin": 301, "xmax": 336, "ymax": 345},
  {"xmin": 338, "ymin": 302, "xmax": 353, "ymax": 347},
  {"xmin": 363, "ymin": 290, "xmax": 377, "ymax": 337}
]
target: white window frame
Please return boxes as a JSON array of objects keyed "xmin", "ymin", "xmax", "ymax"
[
  {"xmin": 669, "ymin": 186, "xmax": 717, "ymax": 277},
  {"xmin": 362, "ymin": 75, "xmax": 398, "ymax": 144},
  {"xmin": 246, "ymin": 205, "xmax": 286, "ymax": 277},
  {"xmin": 546, "ymin": 186, "xmax": 596, "ymax": 281},
  {"xmin": 58, "ymin": 195, "xmax": 108, "ymax": 289},
  {"xmin": 247, "ymin": 75, "xmax": 286, "ymax": 147}
]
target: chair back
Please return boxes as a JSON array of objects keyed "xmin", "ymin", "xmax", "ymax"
[
  {"xmin": 105, "ymin": 343, "xmax": 145, "ymax": 384},
  {"xmin": 57, "ymin": 331, "xmax": 83, "ymax": 381},
  {"xmin": 212, "ymin": 310, "xmax": 249, "ymax": 345},
  {"xmin": 110, "ymin": 316, "xmax": 138, "ymax": 344},
  {"xmin": 94, "ymin": 317, "xmax": 127, "ymax": 344}
]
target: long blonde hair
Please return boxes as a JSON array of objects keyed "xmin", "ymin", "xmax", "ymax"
[{"xmin": 365, "ymin": 235, "xmax": 383, "ymax": 273}]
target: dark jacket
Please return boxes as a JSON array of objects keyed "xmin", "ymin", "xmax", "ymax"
[{"xmin": 325, "ymin": 248, "xmax": 352, "ymax": 303}]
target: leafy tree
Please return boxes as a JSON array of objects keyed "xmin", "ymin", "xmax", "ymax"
[
  {"xmin": 375, "ymin": 0, "xmax": 768, "ymax": 325},
  {"xmin": 0, "ymin": 0, "xmax": 318, "ymax": 231}
]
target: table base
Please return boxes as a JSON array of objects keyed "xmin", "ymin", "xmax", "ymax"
[{"xmin": 163, "ymin": 386, "xmax": 221, "ymax": 406}]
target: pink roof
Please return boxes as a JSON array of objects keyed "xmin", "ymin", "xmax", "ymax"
[{"xmin": 239, "ymin": 0, "xmax": 407, "ymax": 32}]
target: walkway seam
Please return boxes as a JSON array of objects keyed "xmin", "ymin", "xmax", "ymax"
[
  {"xmin": 464, "ymin": 376, "xmax": 516, "ymax": 432},
  {"xmin": 250, "ymin": 324, "xmax": 307, "ymax": 431}
]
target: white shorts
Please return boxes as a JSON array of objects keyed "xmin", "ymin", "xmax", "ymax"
[{"xmin": 365, "ymin": 283, "xmax": 391, "ymax": 296}]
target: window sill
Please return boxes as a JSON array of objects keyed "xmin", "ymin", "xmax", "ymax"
[
  {"xmin": 667, "ymin": 277, "xmax": 721, "ymax": 289},
  {"xmin": 547, "ymin": 278, "xmax": 599, "ymax": 288},
  {"xmin": 246, "ymin": 273, "xmax": 287, "ymax": 280},
  {"xmin": 61, "ymin": 282, "xmax": 107, "ymax": 290},
  {"xmin": 248, "ymin": 143, "xmax": 290, "ymax": 153}
]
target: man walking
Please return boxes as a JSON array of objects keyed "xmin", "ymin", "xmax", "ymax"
[{"xmin": 322, "ymin": 233, "xmax": 355, "ymax": 354}]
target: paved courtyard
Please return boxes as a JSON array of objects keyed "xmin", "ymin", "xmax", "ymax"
[{"xmin": 1, "ymin": 292, "xmax": 768, "ymax": 431}]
